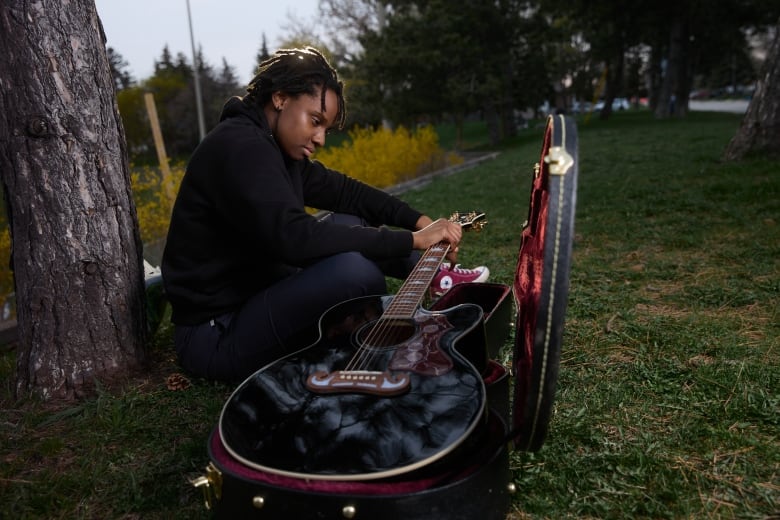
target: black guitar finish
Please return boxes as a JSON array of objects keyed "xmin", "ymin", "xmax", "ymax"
[{"xmin": 219, "ymin": 295, "xmax": 487, "ymax": 481}]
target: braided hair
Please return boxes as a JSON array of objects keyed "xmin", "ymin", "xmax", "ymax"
[{"xmin": 246, "ymin": 47, "xmax": 346, "ymax": 130}]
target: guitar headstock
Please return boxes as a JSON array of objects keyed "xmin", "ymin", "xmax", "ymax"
[{"xmin": 450, "ymin": 211, "xmax": 487, "ymax": 232}]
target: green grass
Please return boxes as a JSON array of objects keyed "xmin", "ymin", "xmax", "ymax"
[{"xmin": 1, "ymin": 110, "xmax": 778, "ymax": 519}]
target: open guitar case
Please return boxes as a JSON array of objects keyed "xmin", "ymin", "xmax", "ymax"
[{"xmin": 192, "ymin": 114, "xmax": 578, "ymax": 519}]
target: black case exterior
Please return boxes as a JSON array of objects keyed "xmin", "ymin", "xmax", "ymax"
[
  {"xmin": 205, "ymin": 411, "xmax": 511, "ymax": 520},
  {"xmin": 193, "ymin": 115, "xmax": 578, "ymax": 519},
  {"xmin": 512, "ymin": 114, "xmax": 578, "ymax": 451}
]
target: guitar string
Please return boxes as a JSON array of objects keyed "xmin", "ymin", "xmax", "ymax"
[
  {"xmin": 342, "ymin": 212, "xmax": 478, "ymax": 373},
  {"xmin": 345, "ymin": 246, "xmax": 441, "ymax": 371},
  {"xmin": 344, "ymin": 247, "xmax": 431, "ymax": 371},
  {"xmin": 345, "ymin": 242, "xmax": 449, "ymax": 372}
]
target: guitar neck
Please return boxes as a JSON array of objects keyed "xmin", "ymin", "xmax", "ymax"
[{"xmin": 382, "ymin": 241, "xmax": 450, "ymax": 319}]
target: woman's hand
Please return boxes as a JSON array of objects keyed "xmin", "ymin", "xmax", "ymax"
[{"xmin": 412, "ymin": 218, "xmax": 462, "ymax": 264}]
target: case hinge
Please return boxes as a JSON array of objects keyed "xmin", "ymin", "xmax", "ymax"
[{"xmin": 190, "ymin": 462, "xmax": 223, "ymax": 510}]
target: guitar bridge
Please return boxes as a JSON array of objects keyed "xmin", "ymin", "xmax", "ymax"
[{"xmin": 306, "ymin": 370, "xmax": 410, "ymax": 396}]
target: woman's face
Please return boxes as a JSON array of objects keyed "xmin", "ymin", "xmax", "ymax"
[{"xmin": 272, "ymin": 87, "xmax": 339, "ymax": 161}]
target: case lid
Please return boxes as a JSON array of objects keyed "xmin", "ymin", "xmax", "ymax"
[{"xmin": 511, "ymin": 114, "xmax": 578, "ymax": 451}]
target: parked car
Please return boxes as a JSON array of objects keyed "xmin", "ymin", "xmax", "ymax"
[
  {"xmin": 571, "ymin": 100, "xmax": 592, "ymax": 114},
  {"xmin": 594, "ymin": 97, "xmax": 629, "ymax": 111}
]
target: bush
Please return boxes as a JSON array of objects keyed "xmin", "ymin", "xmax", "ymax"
[
  {"xmin": 130, "ymin": 163, "xmax": 184, "ymax": 244},
  {"xmin": 314, "ymin": 124, "xmax": 463, "ymax": 189}
]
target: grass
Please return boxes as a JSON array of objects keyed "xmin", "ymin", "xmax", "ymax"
[{"xmin": 1, "ymin": 110, "xmax": 778, "ymax": 519}]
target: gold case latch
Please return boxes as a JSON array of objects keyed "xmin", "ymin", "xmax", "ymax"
[
  {"xmin": 190, "ymin": 462, "xmax": 223, "ymax": 510},
  {"xmin": 544, "ymin": 146, "xmax": 574, "ymax": 175}
]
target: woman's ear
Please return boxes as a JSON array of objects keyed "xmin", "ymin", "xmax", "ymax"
[{"xmin": 271, "ymin": 91, "xmax": 288, "ymax": 111}]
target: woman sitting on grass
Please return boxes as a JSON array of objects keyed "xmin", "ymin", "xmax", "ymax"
[{"xmin": 161, "ymin": 47, "xmax": 489, "ymax": 382}]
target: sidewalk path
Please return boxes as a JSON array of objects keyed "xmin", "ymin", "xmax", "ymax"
[{"xmin": 689, "ymin": 99, "xmax": 749, "ymax": 113}]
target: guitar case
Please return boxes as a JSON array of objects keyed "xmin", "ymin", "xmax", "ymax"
[{"xmin": 192, "ymin": 114, "xmax": 578, "ymax": 519}]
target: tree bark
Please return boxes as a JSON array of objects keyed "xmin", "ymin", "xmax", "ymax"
[
  {"xmin": 723, "ymin": 25, "xmax": 780, "ymax": 161},
  {"xmin": 599, "ymin": 48, "xmax": 625, "ymax": 120},
  {"xmin": 655, "ymin": 16, "xmax": 686, "ymax": 118},
  {"xmin": 0, "ymin": 1, "xmax": 147, "ymax": 399}
]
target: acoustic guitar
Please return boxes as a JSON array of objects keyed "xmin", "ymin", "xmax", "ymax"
[{"xmin": 219, "ymin": 211, "xmax": 489, "ymax": 481}]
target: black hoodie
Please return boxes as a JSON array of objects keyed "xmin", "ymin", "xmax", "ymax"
[{"xmin": 161, "ymin": 97, "xmax": 422, "ymax": 325}]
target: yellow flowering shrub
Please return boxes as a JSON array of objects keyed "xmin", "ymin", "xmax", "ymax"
[
  {"xmin": 315, "ymin": 124, "xmax": 463, "ymax": 189},
  {"xmin": 130, "ymin": 163, "xmax": 184, "ymax": 244}
]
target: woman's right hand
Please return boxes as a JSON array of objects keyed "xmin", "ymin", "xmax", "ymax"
[{"xmin": 412, "ymin": 218, "xmax": 462, "ymax": 257}]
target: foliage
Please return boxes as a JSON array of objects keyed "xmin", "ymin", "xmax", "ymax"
[
  {"xmin": 116, "ymin": 85, "xmax": 152, "ymax": 158},
  {"xmin": 106, "ymin": 46, "xmax": 134, "ymax": 90},
  {"xmin": 539, "ymin": 0, "xmax": 780, "ymax": 117},
  {"xmin": 105, "ymin": 2, "xmax": 780, "ymax": 159},
  {"xmin": 313, "ymin": 124, "xmax": 463, "ymax": 189},
  {"xmin": 114, "ymin": 45, "xmax": 243, "ymax": 164},
  {"xmin": 353, "ymin": 0, "xmax": 520, "ymax": 141},
  {"xmin": 130, "ymin": 164, "xmax": 185, "ymax": 245}
]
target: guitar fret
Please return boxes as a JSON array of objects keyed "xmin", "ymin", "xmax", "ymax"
[
  {"xmin": 380, "ymin": 212, "xmax": 484, "ymax": 320},
  {"xmin": 384, "ymin": 240, "xmax": 449, "ymax": 319}
]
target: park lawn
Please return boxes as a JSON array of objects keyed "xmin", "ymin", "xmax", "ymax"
[{"xmin": 0, "ymin": 110, "xmax": 778, "ymax": 519}]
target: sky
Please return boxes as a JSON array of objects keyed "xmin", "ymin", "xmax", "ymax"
[{"xmin": 94, "ymin": 0, "xmax": 321, "ymax": 86}]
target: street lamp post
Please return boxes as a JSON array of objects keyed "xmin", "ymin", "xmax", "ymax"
[{"xmin": 186, "ymin": 0, "xmax": 206, "ymax": 141}]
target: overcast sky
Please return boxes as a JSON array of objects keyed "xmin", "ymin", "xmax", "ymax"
[{"xmin": 95, "ymin": 0, "xmax": 320, "ymax": 86}]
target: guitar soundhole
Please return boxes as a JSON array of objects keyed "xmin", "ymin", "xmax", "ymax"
[{"xmin": 356, "ymin": 319, "xmax": 415, "ymax": 350}]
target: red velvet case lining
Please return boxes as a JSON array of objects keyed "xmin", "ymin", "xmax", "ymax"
[{"xmin": 512, "ymin": 122, "xmax": 553, "ymax": 422}]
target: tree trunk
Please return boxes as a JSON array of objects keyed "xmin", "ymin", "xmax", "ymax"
[
  {"xmin": 484, "ymin": 102, "xmax": 501, "ymax": 147},
  {"xmin": 599, "ymin": 48, "xmax": 624, "ymax": 121},
  {"xmin": 0, "ymin": 1, "xmax": 147, "ymax": 399},
  {"xmin": 723, "ymin": 25, "xmax": 780, "ymax": 161},
  {"xmin": 647, "ymin": 45, "xmax": 663, "ymax": 113},
  {"xmin": 655, "ymin": 16, "xmax": 686, "ymax": 119}
]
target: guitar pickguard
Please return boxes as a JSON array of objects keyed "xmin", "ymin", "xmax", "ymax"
[{"xmin": 388, "ymin": 314, "xmax": 454, "ymax": 376}]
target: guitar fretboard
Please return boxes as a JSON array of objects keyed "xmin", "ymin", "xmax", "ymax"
[{"xmin": 382, "ymin": 242, "xmax": 450, "ymax": 319}]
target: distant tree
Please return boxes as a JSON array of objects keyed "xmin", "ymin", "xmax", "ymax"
[
  {"xmin": 309, "ymin": 0, "xmax": 391, "ymax": 128},
  {"xmin": 724, "ymin": 25, "xmax": 780, "ymax": 160},
  {"xmin": 146, "ymin": 49, "xmax": 196, "ymax": 158},
  {"xmin": 254, "ymin": 33, "xmax": 271, "ymax": 75},
  {"xmin": 650, "ymin": 0, "xmax": 780, "ymax": 118},
  {"xmin": 318, "ymin": 0, "xmax": 388, "ymax": 63},
  {"xmin": 199, "ymin": 54, "xmax": 243, "ymax": 130},
  {"xmin": 354, "ymin": 1, "xmax": 520, "ymax": 144},
  {"xmin": 116, "ymin": 85, "xmax": 152, "ymax": 159},
  {"xmin": 217, "ymin": 58, "xmax": 242, "ymax": 95},
  {"xmin": 522, "ymin": 8, "xmax": 595, "ymax": 116},
  {"xmin": 115, "ymin": 44, "xmax": 243, "ymax": 163},
  {"xmin": 0, "ymin": 1, "xmax": 147, "ymax": 398},
  {"xmin": 541, "ymin": 0, "xmax": 648, "ymax": 119},
  {"xmin": 106, "ymin": 46, "xmax": 134, "ymax": 90},
  {"xmin": 276, "ymin": 7, "xmax": 327, "ymax": 53}
]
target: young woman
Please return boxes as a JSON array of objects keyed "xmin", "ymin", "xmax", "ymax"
[{"xmin": 161, "ymin": 47, "xmax": 488, "ymax": 382}]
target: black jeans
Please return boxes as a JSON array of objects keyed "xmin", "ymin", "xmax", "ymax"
[{"xmin": 174, "ymin": 214, "xmax": 418, "ymax": 383}]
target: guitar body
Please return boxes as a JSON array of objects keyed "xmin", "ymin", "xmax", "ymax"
[{"xmin": 219, "ymin": 295, "xmax": 487, "ymax": 481}]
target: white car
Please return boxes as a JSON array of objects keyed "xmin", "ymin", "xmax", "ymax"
[{"xmin": 594, "ymin": 98, "xmax": 629, "ymax": 111}]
